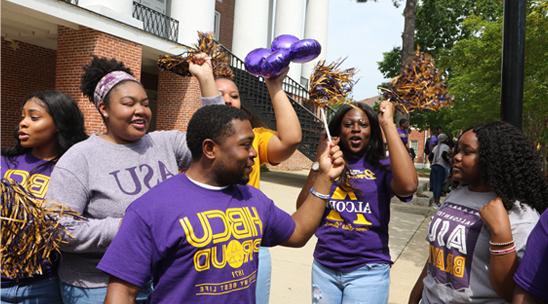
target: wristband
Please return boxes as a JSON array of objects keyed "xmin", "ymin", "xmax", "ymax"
[
  {"xmin": 309, "ymin": 187, "xmax": 330, "ymax": 200},
  {"xmin": 489, "ymin": 244, "xmax": 516, "ymax": 256},
  {"xmin": 488, "ymin": 240, "xmax": 514, "ymax": 247}
]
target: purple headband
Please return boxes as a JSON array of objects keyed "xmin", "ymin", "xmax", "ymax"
[{"xmin": 93, "ymin": 71, "xmax": 137, "ymax": 106}]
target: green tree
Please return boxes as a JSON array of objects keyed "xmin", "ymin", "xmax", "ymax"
[{"xmin": 444, "ymin": 1, "xmax": 547, "ymax": 159}]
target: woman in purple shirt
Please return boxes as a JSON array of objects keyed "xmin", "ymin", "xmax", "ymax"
[
  {"xmin": 297, "ymin": 101, "xmax": 417, "ymax": 303},
  {"xmin": 1, "ymin": 90, "xmax": 87, "ymax": 304}
]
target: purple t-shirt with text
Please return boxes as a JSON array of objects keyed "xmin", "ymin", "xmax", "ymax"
[
  {"xmin": 397, "ymin": 127, "xmax": 409, "ymax": 145},
  {"xmin": 314, "ymin": 158, "xmax": 409, "ymax": 272},
  {"xmin": 514, "ymin": 210, "xmax": 548, "ymax": 302},
  {"xmin": 98, "ymin": 174, "xmax": 295, "ymax": 303}
]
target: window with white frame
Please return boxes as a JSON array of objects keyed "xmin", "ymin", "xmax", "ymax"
[{"xmin": 214, "ymin": 11, "xmax": 221, "ymax": 41}]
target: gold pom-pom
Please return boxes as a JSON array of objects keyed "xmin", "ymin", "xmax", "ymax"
[
  {"xmin": 380, "ymin": 49, "xmax": 453, "ymax": 113},
  {"xmin": 1, "ymin": 178, "xmax": 82, "ymax": 279},
  {"xmin": 308, "ymin": 59, "xmax": 357, "ymax": 108},
  {"xmin": 158, "ymin": 32, "xmax": 233, "ymax": 79}
]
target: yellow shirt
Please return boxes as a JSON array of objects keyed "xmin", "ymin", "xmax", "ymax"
[{"xmin": 247, "ymin": 127, "xmax": 276, "ymax": 189}]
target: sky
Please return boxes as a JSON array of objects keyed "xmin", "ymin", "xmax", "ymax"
[{"xmin": 326, "ymin": 0, "xmax": 404, "ymax": 100}]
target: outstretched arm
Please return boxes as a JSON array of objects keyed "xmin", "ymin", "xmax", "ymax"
[
  {"xmin": 264, "ymin": 68, "xmax": 302, "ymax": 164},
  {"xmin": 105, "ymin": 277, "xmax": 139, "ymax": 304},
  {"xmin": 378, "ymin": 101, "xmax": 418, "ymax": 196},
  {"xmin": 284, "ymin": 140, "xmax": 344, "ymax": 247},
  {"xmin": 296, "ymin": 132, "xmax": 329, "ymax": 209}
]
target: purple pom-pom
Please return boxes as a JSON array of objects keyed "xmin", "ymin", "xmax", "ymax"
[{"xmin": 290, "ymin": 39, "xmax": 321, "ymax": 63}]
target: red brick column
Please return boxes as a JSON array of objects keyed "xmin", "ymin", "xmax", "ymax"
[
  {"xmin": 155, "ymin": 71, "xmax": 202, "ymax": 131},
  {"xmin": 55, "ymin": 26, "xmax": 142, "ymax": 135},
  {"xmin": 1, "ymin": 38, "xmax": 56, "ymax": 147}
]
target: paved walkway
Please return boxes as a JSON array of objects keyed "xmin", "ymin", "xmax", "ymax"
[{"xmin": 259, "ymin": 170, "xmax": 433, "ymax": 304}]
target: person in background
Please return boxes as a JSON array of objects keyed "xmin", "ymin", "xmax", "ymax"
[
  {"xmin": 1, "ymin": 90, "xmax": 87, "ymax": 304},
  {"xmin": 397, "ymin": 118, "xmax": 410, "ymax": 147},
  {"xmin": 429, "ymin": 133, "xmax": 451, "ymax": 207},
  {"xmin": 45, "ymin": 54, "xmax": 222, "ymax": 303},
  {"xmin": 215, "ymin": 67, "xmax": 302, "ymax": 304}
]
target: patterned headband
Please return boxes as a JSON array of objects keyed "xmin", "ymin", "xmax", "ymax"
[{"xmin": 93, "ymin": 71, "xmax": 137, "ymax": 106}]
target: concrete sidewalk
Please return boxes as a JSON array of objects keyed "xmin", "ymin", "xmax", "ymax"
[{"xmin": 259, "ymin": 170, "xmax": 433, "ymax": 304}]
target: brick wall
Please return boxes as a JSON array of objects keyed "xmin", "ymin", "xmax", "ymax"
[
  {"xmin": 1, "ymin": 38, "xmax": 57, "ymax": 148},
  {"xmin": 55, "ymin": 26, "xmax": 142, "ymax": 135},
  {"xmin": 409, "ymin": 129, "xmax": 427, "ymax": 163},
  {"xmin": 215, "ymin": 0, "xmax": 235, "ymax": 50},
  {"xmin": 156, "ymin": 71, "xmax": 202, "ymax": 131}
]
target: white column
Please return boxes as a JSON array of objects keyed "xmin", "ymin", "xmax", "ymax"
[
  {"xmin": 273, "ymin": 0, "xmax": 306, "ymax": 81},
  {"xmin": 232, "ymin": 0, "xmax": 270, "ymax": 60},
  {"xmin": 302, "ymin": 0, "xmax": 329, "ymax": 81},
  {"xmin": 170, "ymin": 0, "xmax": 216, "ymax": 46}
]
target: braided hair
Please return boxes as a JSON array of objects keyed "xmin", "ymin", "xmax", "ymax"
[{"xmin": 473, "ymin": 121, "xmax": 547, "ymax": 213}]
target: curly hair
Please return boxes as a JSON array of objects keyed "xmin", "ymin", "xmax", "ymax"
[
  {"xmin": 2, "ymin": 90, "xmax": 88, "ymax": 169},
  {"xmin": 80, "ymin": 56, "xmax": 136, "ymax": 105},
  {"xmin": 473, "ymin": 121, "xmax": 547, "ymax": 213},
  {"xmin": 187, "ymin": 105, "xmax": 250, "ymax": 160}
]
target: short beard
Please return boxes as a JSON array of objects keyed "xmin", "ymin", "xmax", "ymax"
[{"xmin": 215, "ymin": 164, "xmax": 249, "ymax": 186}]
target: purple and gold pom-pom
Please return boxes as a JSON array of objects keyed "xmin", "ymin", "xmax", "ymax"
[
  {"xmin": 308, "ymin": 59, "xmax": 357, "ymax": 108},
  {"xmin": 1, "ymin": 178, "xmax": 82, "ymax": 279},
  {"xmin": 380, "ymin": 50, "xmax": 453, "ymax": 113}
]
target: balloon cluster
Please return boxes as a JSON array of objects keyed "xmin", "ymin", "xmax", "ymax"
[
  {"xmin": 380, "ymin": 50, "xmax": 452, "ymax": 113},
  {"xmin": 158, "ymin": 32, "xmax": 233, "ymax": 79},
  {"xmin": 244, "ymin": 34, "xmax": 321, "ymax": 78}
]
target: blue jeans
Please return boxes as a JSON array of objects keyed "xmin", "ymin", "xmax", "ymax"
[
  {"xmin": 255, "ymin": 247, "xmax": 271, "ymax": 304},
  {"xmin": 1, "ymin": 278, "xmax": 62, "ymax": 304},
  {"xmin": 311, "ymin": 260, "xmax": 390, "ymax": 304},
  {"xmin": 61, "ymin": 282, "xmax": 152, "ymax": 304},
  {"xmin": 430, "ymin": 165, "xmax": 447, "ymax": 202}
]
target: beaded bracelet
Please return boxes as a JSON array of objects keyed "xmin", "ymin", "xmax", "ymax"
[
  {"xmin": 489, "ymin": 244, "xmax": 516, "ymax": 256},
  {"xmin": 309, "ymin": 187, "xmax": 330, "ymax": 200},
  {"xmin": 489, "ymin": 240, "xmax": 514, "ymax": 247}
]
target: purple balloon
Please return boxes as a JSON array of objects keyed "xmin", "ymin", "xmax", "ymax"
[
  {"xmin": 271, "ymin": 34, "xmax": 299, "ymax": 51},
  {"xmin": 290, "ymin": 39, "xmax": 321, "ymax": 63},
  {"xmin": 244, "ymin": 48, "xmax": 272, "ymax": 76},
  {"xmin": 262, "ymin": 49, "xmax": 292, "ymax": 78}
]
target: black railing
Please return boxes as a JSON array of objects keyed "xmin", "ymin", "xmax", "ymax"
[
  {"xmin": 132, "ymin": 2, "xmax": 179, "ymax": 42},
  {"xmin": 222, "ymin": 46, "xmax": 330, "ymax": 160},
  {"xmin": 62, "ymin": 0, "xmax": 79, "ymax": 5}
]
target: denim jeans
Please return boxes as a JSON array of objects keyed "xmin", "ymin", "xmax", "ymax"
[
  {"xmin": 1, "ymin": 277, "xmax": 62, "ymax": 304},
  {"xmin": 61, "ymin": 282, "xmax": 152, "ymax": 304},
  {"xmin": 430, "ymin": 164, "xmax": 447, "ymax": 202},
  {"xmin": 255, "ymin": 246, "xmax": 272, "ymax": 304},
  {"xmin": 311, "ymin": 260, "xmax": 390, "ymax": 304}
]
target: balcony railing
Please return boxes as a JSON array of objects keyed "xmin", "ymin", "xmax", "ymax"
[{"xmin": 132, "ymin": 2, "xmax": 179, "ymax": 42}]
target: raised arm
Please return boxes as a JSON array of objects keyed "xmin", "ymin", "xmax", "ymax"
[
  {"xmin": 284, "ymin": 139, "xmax": 344, "ymax": 247},
  {"xmin": 189, "ymin": 53, "xmax": 220, "ymax": 98},
  {"xmin": 378, "ymin": 101, "xmax": 418, "ymax": 196},
  {"xmin": 296, "ymin": 132, "xmax": 329, "ymax": 209},
  {"xmin": 264, "ymin": 68, "xmax": 302, "ymax": 164}
]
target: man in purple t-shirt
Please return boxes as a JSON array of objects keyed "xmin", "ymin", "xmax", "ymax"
[
  {"xmin": 97, "ymin": 105, "xmax": 344, "ymax": 303},
  {"xmin": 513, "ymin": 210, "xmax": 548, "ymax": 303}
]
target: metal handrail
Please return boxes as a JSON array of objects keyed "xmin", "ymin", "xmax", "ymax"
[{"xmin": 132, "ymin": 2, "xmax": 179, "ymax": 42}]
